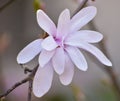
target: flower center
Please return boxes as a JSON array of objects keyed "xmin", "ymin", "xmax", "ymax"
[{"xmin": 54, "ymin": 37, "xmax": 64, "ymax": 47}]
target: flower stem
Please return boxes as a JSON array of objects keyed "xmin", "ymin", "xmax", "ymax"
[{"xmin": 28, "ymin": 79, "xmax": 33, "ymax": 101}]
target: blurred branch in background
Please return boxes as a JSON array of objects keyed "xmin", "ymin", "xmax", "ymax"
[
  {"xmin": 73, "ymin": 0, "xmax": 120, "ymax": 100},
  {"xmin": 88, "ymin": 21, "xmax": 120, "ymax": 101},
  {"xmin": 0, "ymin": 0, "xmax": 16, "ymax": 12}
]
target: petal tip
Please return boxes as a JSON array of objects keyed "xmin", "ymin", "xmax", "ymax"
[
  {"xmin": 80, "ymin": 66, "xmax": 88, "ymax": 71},
  {"xmin": 16, "ymin": 56, "xmax": 20, "ymax": 63},
  {"xmin": 105, "ymin": 61, "xmax": 112, "ymax": 67},
  {"xmin": 89, "ymin": 6, "xmax": 97, "ymax": 11},
  {"xmin": 100, "ymin": 34, "xmax": 103, "ymax": 41},
  {"xmin": 57, "ymin": 71, "xmax": 64, "ymax": 75},
  {"xmin": 95, "ymin": 32, "xmax": 103, "ymax": 42},
  {"xmin": 16, "ymin": 55, "xmax": 25, "ymax": 64},
  {"xmin": 33, "ymin": 90, "xmax": 44, "ymax": 98},
  {"xmin": 37, "ymin": 9, "xmax": 44, "ymax": 15},
  {"xmin": 79, "ymin": 62, "xmax": 88, "ymax": 71},
  {"xmin": 60, "ymin": 81, "xmax": 70, "ymax": 86},
  {"xmin": 86, "ymin": 6, "xmax": 97, "ymax": 16},
  {"xmin": 16, "ymin": 59, "xmax": 21, "ymax": 64},
  {"xmin": 64, "ymin": 8, "xmax": 70, "ymax": 12}
]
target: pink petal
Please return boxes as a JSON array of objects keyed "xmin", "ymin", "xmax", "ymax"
[
  {"xmin": 60, "ymin": 52, "xmax": 74, "ymax": 85},
  {"xmin": 41, "ymin": 36, "xmax": 58, "ymax": 51},
  {"xmin": 65, "ymin": 41, "xmax": 112, "ymax": 66},
  {"xmin": 17, "ymin": 39, "xmax": 42, "ymax": 64},
  {"xmin": 56, "ymin": 9, "xmax": 70, "ymax": 39},
  {"xmin": 70, "ymin": 6, "xmax": 97, "ymax": 32},
  {"xmin": 33, "ymin": 63, "xmax": 53, "ymax": 97},
  {"xmin": 52, "ymin": 47, "xmax": 65, "ymax": 75},
  {"xmin": 80, "ymin": 43, "xmax": 112, "ymax": 66},
  {"xmin": 37, "ymin": 10, "xmax": 57, "ymax": 36},
  {"xmin": 65, "ymin": 46, "xmax": 88, "ymax": 71},
  {"xmin": 39, "ymin": 49, "xmax": 55, "ymax": 67},
  {"xmin": 66, "ymin": 30, "xmax": 103, "ymax": 43}
]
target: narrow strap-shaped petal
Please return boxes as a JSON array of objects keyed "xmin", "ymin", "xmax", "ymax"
[
  {"xmin": 39, "ymin": 49, "xmax": 55, "ymax": 67},
  {"xmin": 79, "ymin": 43, "xmax": 112, "ymax": 66},
  {"xmin": 37, "ymin": 10, "xmax": 57, "ymax": 36},
  {"xmin": 17, "ymin": 39, "xmax": 42, "ymax": 64},
  {"xmin": 56, "ymin": 9, "xmax": 70, "ymax": 39},
  {"xmin": 41, "ymin": 36, "xmax": 58, "ymax": 51},
  {"xmin": 65, "ymin": 41, "xmax": 112, "ymax": 66},
  {"xmin": 60, "ymin": 52, "xmax": 74, "ymax": 85},
  {"xmin": 70, "ymin": 6, "xmax": 97, "ymax": 33},
  {"xmin": 33, "ymin": 64, "xmax": 53, "ymax": 97},
  {"xmin": 52, "ymin": 47, "xmax": 65, "ymax": 75},
  {"xmin": 65, "ymin": 46, "xmax": 88, "ymax": 71},
  {"xmin": 66, "ymin": 30, "xmax": 103, "ymax": 43}
]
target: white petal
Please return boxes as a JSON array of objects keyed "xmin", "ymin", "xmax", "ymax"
[
  {"xmin": 56, "ymin": 9, "xmax": 70, "ymax": 39},
  {"xmin": 37, "ymin": 10, "xmax": 57, "ymax": 36},
  {"xmin": 33, "ymin": 64, "xmax": 53, "ymax": 97},
  {"xmin": 17, "ymin": 39, "xmax": 42, "ymax": 64},
  {"xmin": 80, "ymin": 43, "xmax": 112, "ymax": 66},
  {"xmin": 41, "ymin": 36, "xmax": 58, "ymax": 51},
  {"xmin": 52, "ymin": 47, "xmax": 65, "ymax": 74},
  {"xmin": 66, "ymin": 30, "xmax": 103, "ymax": 43},
  {"xmin": 65, "ymin": 46, "xmax": 88, "ymax": 71},
  {"xmin": 39, "ymin": 49, "xmax": 55, "ymax": 67},
  {"xmin": 66, "ymin": 41, "xmax": 112, "ymax": 66},
  {"xmin": 70, "ymin": 6, "xmax": 97, "ymax": 32},
  {"xmin": 60, "ymin": 52, "xmax": 74, "ymax": 85}
]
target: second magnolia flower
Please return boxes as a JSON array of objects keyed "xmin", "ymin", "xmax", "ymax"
[{"xmin": 17, "ymin": 6, "xmax": 112, "ymax": 97}]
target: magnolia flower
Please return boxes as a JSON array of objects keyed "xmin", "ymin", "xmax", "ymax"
[{"xmin": 17, "ymin": 6, "xmax": 112, "ymax": 97}]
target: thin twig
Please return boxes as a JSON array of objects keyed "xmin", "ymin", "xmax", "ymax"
[
  {"xmin": 0, "ymin": 64, "xmax": 38, "ymax": 100},
  {"xmin": 28, "ymin": 79, "xmax": 33, "ymax": 101},
  {"xmin": 20, "ymin": 64, "xmax": 32, "ymax": 74},
  {"xmin": 24, "ymin": 68, "xmax": 33, "ymax": 74},
  {"xmin": 0, "ymin": 0, "xmax": 16, "ymax": 12},
  {"xmin": 0, "ymin": 77, "xmax": 29, "ymax": 99}
]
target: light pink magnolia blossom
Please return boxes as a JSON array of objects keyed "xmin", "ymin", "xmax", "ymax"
[{"xmin": 17, "ymin": 6, "xmax": 112, "ymax": 97}]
